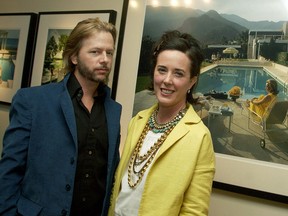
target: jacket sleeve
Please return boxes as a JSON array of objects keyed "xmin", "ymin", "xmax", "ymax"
[
  {"xmin": 180, "ymin": 130, "xmax": 215, "ymax": 216},
  {"xmin": 0, "ymin": 90, "xmax": 31, "ymax": 215}
]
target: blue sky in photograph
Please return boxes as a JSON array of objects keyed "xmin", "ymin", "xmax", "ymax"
[{"xmin": 147, "ymin": 0, "xmax": 288, "ymax": 22}]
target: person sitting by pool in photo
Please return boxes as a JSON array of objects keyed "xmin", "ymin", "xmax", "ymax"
[{"xmin": 246, "ymin": 79, "xmax": 279, "ymax": 118}]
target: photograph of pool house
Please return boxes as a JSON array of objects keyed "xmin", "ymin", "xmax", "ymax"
[{"xmin": 133, "ymin": 4, "xmax": 288, "ymax": 166}]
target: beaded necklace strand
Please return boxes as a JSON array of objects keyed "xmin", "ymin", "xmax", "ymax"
[{"xmin": 128, "ymin": 106, "xmax": 187, "ymax": 188}]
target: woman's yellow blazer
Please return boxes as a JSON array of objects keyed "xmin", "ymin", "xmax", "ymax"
[{"xmin": 109, "ymin": 104, "xmax": 215, "ymax": 216}]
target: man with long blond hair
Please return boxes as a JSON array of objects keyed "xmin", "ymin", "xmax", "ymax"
[{"xmin": 0, "ymin": 17, "xmax": 122, "ymax": 216}]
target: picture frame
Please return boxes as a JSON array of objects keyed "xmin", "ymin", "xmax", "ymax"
[
  {"xmin": 30, "ymin": 10, "xmax": 117, "ymax": 88},
  {"xmin": 0, "ymin": 13, "xmax": 37, "ymax": 104},
  {"xmin": 116, "ymin": 0, "xmax": 288, "ymax": 202}
]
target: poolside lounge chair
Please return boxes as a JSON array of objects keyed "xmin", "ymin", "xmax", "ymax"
[{"xmin": 247, "ymin": 100, "xmax": 288, "ymax": 148}]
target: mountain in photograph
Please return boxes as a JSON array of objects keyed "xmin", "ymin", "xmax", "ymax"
[
  {"xmin": 177, "ymin": 10, "xmax": 247, "ymax": 45},
  {"xmin": 143, "ymin": 5, "xmax": 285, "ymax": 45},
  {"xmin": 220, "ymin": 13, "xmax": 285, "ymax": 30},
  {"xmin": 143, "ymin": 6, "xmax": 204, "ymax": 39}
]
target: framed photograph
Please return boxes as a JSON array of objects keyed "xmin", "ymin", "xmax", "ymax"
[
  {"xmin": 117, "ymin": 0, "xmax": 288, "ymax": 202},
  {"xmin": 0, "ymin": 13, "xmax": 37, "ymax": 104},
  {"xmin": 30, "ymin": 10, "xmax": 117, "ymax": 88}
]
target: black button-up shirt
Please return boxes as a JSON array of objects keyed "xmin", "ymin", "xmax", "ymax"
[{"xmin": 67, "ymin": 74, "xmax": 108, "ymax": 216}]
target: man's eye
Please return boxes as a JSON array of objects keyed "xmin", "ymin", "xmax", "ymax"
[
  {"xmin": 91, "ymin": 50, "xmax": 100, "ymax": 54},
  {"xmin": 107, "ymin": 51, "xmax": 114, "ymax": 56}
]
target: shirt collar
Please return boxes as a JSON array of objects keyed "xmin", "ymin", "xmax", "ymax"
[
  {"xmin": 67, "ymin": 73, "xmax": 82, "ymax": 99},
  {"xmin": 67, "ymin": 73, "xmax": 106, "ymax": 100}
]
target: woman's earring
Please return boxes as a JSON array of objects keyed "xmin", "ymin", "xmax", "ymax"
[{"xmin": 187, "ymin": 89, "xmax": 191, "ymax": 94}]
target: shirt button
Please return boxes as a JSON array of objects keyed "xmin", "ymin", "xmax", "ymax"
[
  {"xmin": 85, "ymin": 173, "xmax": 89, "ymax": 178},
  {"xmin": 88, "ymin": 150, "xmax": 93, "ymax": 155},
  {"xmin": 65, "ymin": 184, "xmax": 71, "ymax": 191},
  {"xmin": 91, "ymin": 128, "xmax": 95, "ymax": 132},
  {"xmin": 82, "ymin": 197, "xmax": 86, "ymax": 202},
  {"xmin": 77, "ymin": 90, "xmax": 83, "ymax": 98}
]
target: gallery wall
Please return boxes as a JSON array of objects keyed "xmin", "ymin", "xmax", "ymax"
[{"xmin": 0, "ymin": 0, "xmax": 287, "ymax": 215}]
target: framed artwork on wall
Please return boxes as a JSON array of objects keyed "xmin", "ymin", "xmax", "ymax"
[
  {"xmin": 30, "ymin": 10, "xmax": 117, "ymax": 88},
  {"xmin": 117, "ymin": 0, "xmax": 288, "ymax": 202},
  {"xmin": 0, "ymin": 13, "xmax": 37, "ymax": 104}
]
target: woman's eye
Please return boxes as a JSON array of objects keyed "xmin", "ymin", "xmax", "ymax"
[
  {"xmin": 157, "ymin": 67, "xmax": 166, "ymax": 73},
  {"xmin": 175, "ymin": 71, "xmax": 184, "ymax": 77}
]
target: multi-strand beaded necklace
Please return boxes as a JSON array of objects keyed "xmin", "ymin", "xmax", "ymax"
[{"xmin": 128, "ymin": 106, "xmax": 187, "ymax": 188}]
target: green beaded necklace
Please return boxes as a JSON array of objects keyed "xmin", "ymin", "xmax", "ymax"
[{"xmin": 148, "ymin": 106, "xmax": 187, "ymax": 133}]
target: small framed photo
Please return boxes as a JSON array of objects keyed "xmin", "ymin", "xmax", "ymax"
[{"xmin": 0, "ymin": 13, "xmax": 37, "ymax": 104}]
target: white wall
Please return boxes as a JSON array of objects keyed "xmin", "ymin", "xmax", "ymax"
[
  {"xmin": 210, "ymin": 188, "xmax": 288, "ymax": 216},
  {"xmin": 0, "ymin": 0, "xmax": 287, "ymax": 215}
]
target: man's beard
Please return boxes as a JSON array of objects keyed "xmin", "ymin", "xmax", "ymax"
[{"xmin": 77, "ymin": 59, "xmax": 110, "ymax": 84}]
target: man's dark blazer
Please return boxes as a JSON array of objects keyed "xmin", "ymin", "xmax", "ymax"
[{"xmin": 0, "ymin": 73, "xmax": 122, "ymax": 216}]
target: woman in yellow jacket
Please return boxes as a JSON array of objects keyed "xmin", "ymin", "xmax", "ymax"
[{"xmin": 109, "ymin": 30, "xmax": 215, "ymax": 216}]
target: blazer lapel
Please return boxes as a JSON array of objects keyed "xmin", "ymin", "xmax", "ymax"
[
  {"xmin": 118, "ymin": 107, "xmax": 154, "ymax": 179},
  {"xmin": 60, "ymin": 75, "xmax": 78, "ymax": 146},
  {"xmin": 156, "ymin": 122, "xmax": 189, "ymax": 158},
  {"xmin": 104, "ymin": 95, "xmax": 121, "ymax": 167},
  {"xmin": 155, "ymin": 106, "xmax": 200, "ymax": 159},
  {"xmin": 130, "ymin": 118, "xmax": 149, "ymax": 150}
]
